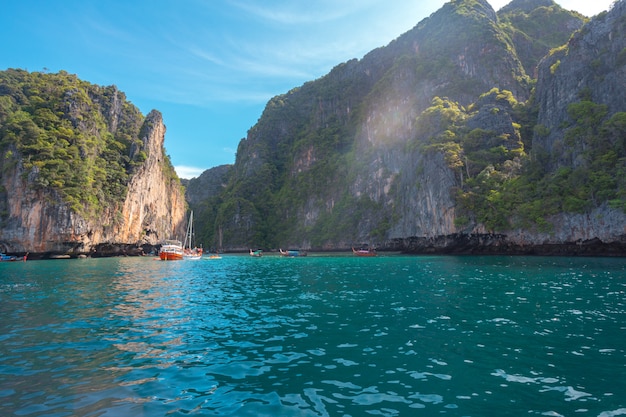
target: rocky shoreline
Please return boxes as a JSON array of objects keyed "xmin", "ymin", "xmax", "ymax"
[
  {"xmin": 391, "ymin": 234, "xmax": 626, "ymax": 257},
  {"xmin": 7, "ymin": 234, "xmax": 626, "ymax": 260}
]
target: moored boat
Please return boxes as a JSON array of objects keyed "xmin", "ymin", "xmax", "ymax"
[
  {"xmin": 0, "ymin": 252, "xmax": 22, "ymax": 261},
  {"xmin": 183, "ymin": 211, "xmax": 203, "ymax": 260},
  {"xmin": 183, "ymin": 248, "xmax": 203, "ymax": 260},
  {"xmin": 159, "ymin": 240, "xmax": 184, "ymax": 260},
  {"xmin": 279, "ymin": 249, "xmax": 307, "ymax": 257},
  {"xmin": 352, "ymin": 247, "xmax": 376, "ymax": 257}
]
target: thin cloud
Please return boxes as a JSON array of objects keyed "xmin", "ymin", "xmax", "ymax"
[
  {"xmin": 228, "ymin": 0, "xmax": 374, "ymax": 25},
  {"xmin": 175, "ymin": 165, "xmax": 207, "ymax": 180},
  {"xmin": 559, "ymin": 0, "xmax": 614, "ymax": 16},
  {"xmin": 186, "ymin": 46, "xmax": 226, "ymax": 67}
]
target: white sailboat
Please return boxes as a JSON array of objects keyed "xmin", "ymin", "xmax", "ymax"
[{"xmin": 183, "ymin": 211, "xmax": 203, "ymax": 260}]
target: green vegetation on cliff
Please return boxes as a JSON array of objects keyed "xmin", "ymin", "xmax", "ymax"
[
  {"xmin": 425, "ymin": 90, "xmax": 626, "ymax": 232},
  {"xmin": 0, "ymin": 69, "xmax": 155, "ymax": 218},
  {"xmin": 498, "ymin": 0, "xmax": 586, "ymax": 75}
]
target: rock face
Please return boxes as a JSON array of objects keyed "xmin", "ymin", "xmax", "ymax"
[
  {"xmin": 502, "ymin": 0, "xmax": 626, "ymax": 248},
  {"xmin": 499, "ymin": 0, "xmax": 586, "ymax": 76},
  {"xmin": 0, "ymin": 109, "xmax": 186, "ymax": 257},
  {"xmin": 534, "ymin": 1, "xmax": 626, "ymax": 158},
  {"xmin": 184, "ymin": 164, "xmax": 231, "ymax": 206},
  {"xmin": 193, "ymin": 0, "xmax": 534, "ymax": 251},
  {"xmin": 188, "ymin": 0, "xmax": 626, "ymax": 255},
  {"xmin": 114, "ymin": 111, "xmax": 187, "ymax": 251}
]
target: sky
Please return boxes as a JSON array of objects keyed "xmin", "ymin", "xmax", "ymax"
[{"xmin": 0, "ymin": 0, "xmax": 615, "ymax": 179}]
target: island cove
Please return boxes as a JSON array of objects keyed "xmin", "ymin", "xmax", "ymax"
[{"xmin": 2, "ymin": 0, "xmax": 626, "ymax": 258}]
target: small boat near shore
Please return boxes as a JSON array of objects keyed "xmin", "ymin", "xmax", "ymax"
[
  {"xmin": 159, "ymin": 240, "xmax": 184, "ymax": 261},
  {"xmin": 183, "ymin": 248, "xmax": 203, "ymax": 260},
  {"xmin": 279, "ymin": 249, "xmax": 307, "ymax": 257},
  {"xmin": 352, "ymin": 247, "xmax": 376, "ymax": 257},
  {"xmin": 249, "ymin": 249, "xmax": 263, "ymax": 257},
  {"xmin": 1, "ymin": 252, "xmax": 21, "ymax": 261},
  {"xmin": 183, "ymin": 211, "xmax": 203, "ymax": 260},
  {"xmin": 160, "ymin": 211, "xmax": 203, "ymax": 261}
]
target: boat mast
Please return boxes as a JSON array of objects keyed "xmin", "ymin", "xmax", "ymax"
[{"xmin": 183, "ymin": 211, "xmax": 194, "ymax": 250}]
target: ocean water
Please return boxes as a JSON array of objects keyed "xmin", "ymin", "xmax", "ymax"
[{"xmin": 1, "ymin": 254, "xmax": 625, "ymax": 417}]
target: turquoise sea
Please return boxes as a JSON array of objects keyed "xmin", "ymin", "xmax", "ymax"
[{"xmin": 1, "ymin": 254, "xmax": 625, "ymax": 416}]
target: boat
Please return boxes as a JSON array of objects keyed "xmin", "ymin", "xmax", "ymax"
[
  {"xmin": 183, "ymin": 211, "xmax": 203, "ymax": 260},
  {"xmin": 352, "ymin": 247, "xmax": 376, "ymax": 257},
  {"xmin": 159, "ymin": 239, "xmax": 184, "ymax": 261},
  {"xmin": 249, "ymin": 249, "xmax": 263, "ymax": 257},
  {"xmin": 279, "ymin": 249, "xmax": 307, "ymax": 257},
  {"xmin": 0, "ymin": 252, "xmax": 20, "ymax": 261}
]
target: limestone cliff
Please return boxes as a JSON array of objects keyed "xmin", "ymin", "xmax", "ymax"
[
  {"xmin": 534, "ymin": 1, "xmax": 626, "ymax": 159},
  {"xmin": 195, "ymin": 0, "xmax": 536, "ymax": 251},
  {"xmin": 0, "ymin": 71, "xmax": 186, "ymax": 257},
  {"xmin": 113, "ymin": 111, "xmax": 187, "ymax": 251},
  {"xmin": 508, "ymin": 0, "xmax": 626, "ymax": 247},
  {"xmin": 191, "ymin": 0, "xmax": 626, "ymax": 255}
]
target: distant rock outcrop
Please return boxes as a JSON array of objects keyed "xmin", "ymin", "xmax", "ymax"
[{"xmin": 184, "ymin": 164, "xmax": 231, "ymax": 206}]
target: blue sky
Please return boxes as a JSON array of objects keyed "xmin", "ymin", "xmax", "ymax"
[{"xmin": 0, "ymin": 0, "xmax": 614, "ymax": 178}]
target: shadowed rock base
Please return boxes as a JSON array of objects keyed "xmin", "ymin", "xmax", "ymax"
[{"xmin": 392, "ymin": 234, "xmax": 626, "ymax": 256}]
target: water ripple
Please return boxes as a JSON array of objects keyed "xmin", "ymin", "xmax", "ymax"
[{"xmin": 1, "ymin": 255, "xmax": 625, "ymax": 416}]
